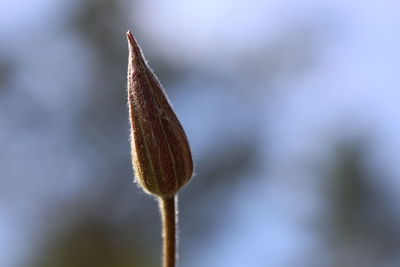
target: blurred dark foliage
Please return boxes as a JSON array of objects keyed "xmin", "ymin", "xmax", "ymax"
[{"xmin": 326, "ymin": 141, "xmax": 400, "ymax": 266}]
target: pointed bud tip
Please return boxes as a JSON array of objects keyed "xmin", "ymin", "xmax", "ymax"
[{"xmin": 126, "ymin": 30, "xmax": 134, "ymax": 44}]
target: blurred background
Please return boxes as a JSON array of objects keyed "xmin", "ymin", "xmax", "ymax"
[{"xmin": 1, "ymin": 0, "xmax": 400, "ymax": 266}]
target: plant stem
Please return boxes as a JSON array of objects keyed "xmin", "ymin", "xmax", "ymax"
[{"xmin": 160, "ymin": 196, "xmax": 177, "ymax": 267}]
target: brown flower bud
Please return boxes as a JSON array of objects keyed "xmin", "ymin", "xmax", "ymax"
[{"xmin": 126, "ymin": 30, "xmax": 193, "ymax": 197}]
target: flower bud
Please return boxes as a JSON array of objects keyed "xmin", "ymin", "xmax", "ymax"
[{"xmin": 126, "ymin": 30, "xmax": 193, "ymax": 197}]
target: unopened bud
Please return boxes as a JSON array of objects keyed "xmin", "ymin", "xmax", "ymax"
[{"xmin": 126, "ymin": 30, "xmax": 193, "ymax": 197}]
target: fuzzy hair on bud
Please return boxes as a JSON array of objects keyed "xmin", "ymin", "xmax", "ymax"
[{"xmin": 126, "ymin": 30, "xmax": 193, "ymax": 197}]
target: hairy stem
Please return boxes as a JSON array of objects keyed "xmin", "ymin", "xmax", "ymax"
[{"xmin": 160, "ymin": 196, "xmax": 177, "ymax": 267}]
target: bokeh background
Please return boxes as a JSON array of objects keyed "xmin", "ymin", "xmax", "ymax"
[{"xmin": 1, "ymin": 0, "xmax": 400, "ymax": 266}]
